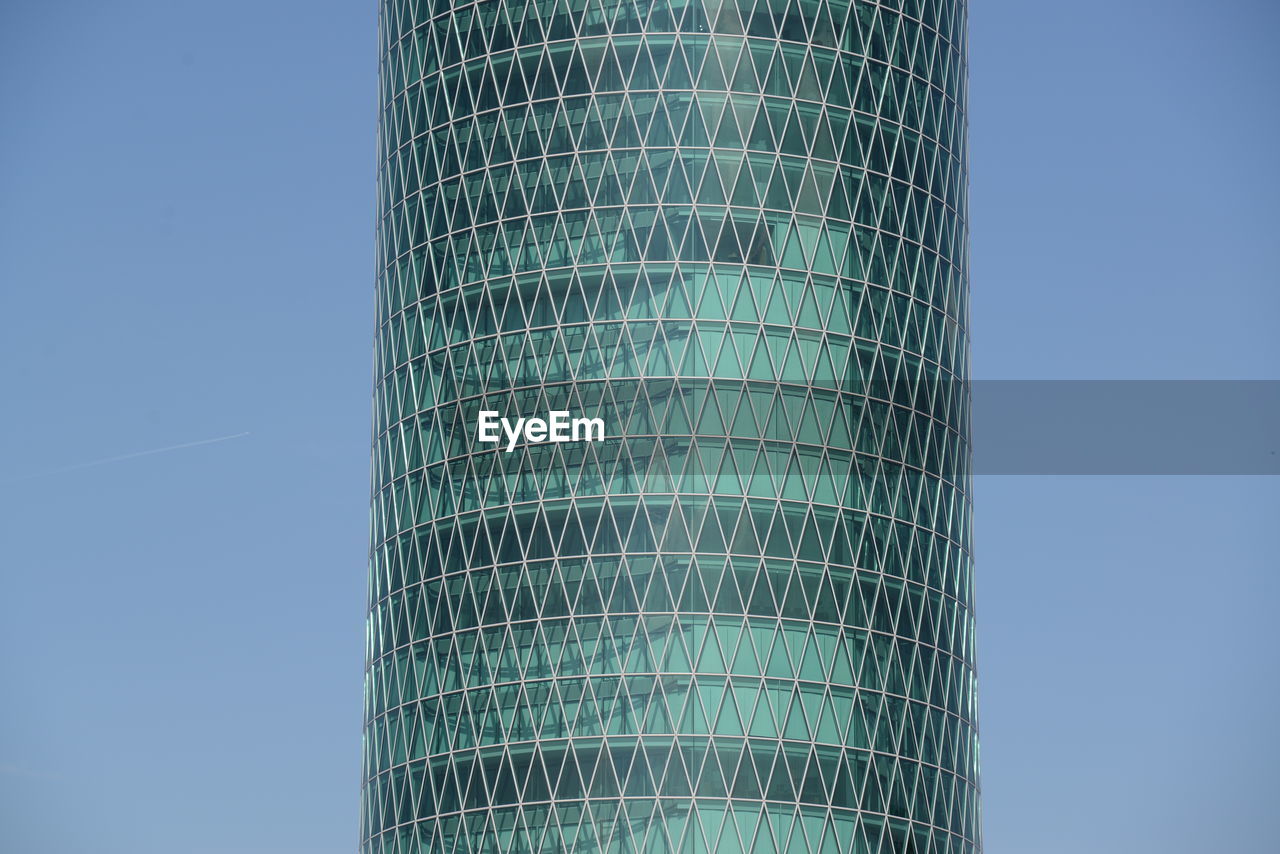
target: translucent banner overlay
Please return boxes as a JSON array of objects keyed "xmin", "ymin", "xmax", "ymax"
[
  {"xmin": 971, "ymin": 380, "xmax": 1279, "ymax": 475},
  {"xmin": 413, "ymin": 380, "xmax": 1279, "ymax": 482}
]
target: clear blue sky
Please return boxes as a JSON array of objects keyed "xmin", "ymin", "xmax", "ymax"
[{"xmin": 0, "ymin": 2, "xmax": 1275, "ymax": 852}]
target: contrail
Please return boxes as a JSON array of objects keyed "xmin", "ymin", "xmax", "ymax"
[{"xmin": 5, "ymin": 431, "xmax": 250, "ymax": 482}]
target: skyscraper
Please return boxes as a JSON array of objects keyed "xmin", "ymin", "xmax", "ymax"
[{"xmin": 364, "ymin": 0, "xmax": 978, "ymax": 851}]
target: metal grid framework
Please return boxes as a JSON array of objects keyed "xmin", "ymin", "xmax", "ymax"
[{"xmin": 363, "ymin": 0, "xmax": 978, "ymax": 851}]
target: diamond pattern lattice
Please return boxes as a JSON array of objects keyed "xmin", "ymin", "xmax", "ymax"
[{"xmin": 364, "ymin": 0, "xmax": 978, "ymax": 851}]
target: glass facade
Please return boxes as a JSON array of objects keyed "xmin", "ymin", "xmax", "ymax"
[{"xmin": 364, "ymin": 0, "xmax": 977, "ymax": 851}]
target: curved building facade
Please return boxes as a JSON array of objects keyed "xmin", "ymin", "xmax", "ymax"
[{"xmin": 364, "ymin": 1, "xmax": 978, "ymax": 852}]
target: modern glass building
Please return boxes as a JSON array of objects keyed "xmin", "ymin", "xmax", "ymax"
[{"xmin": 364, "ymin": 0, "xmax": 978, "ymax": 852}]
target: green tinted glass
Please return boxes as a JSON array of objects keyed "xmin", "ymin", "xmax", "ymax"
[{"xmin": 364, "ymin": 1, "xmax": 978, "ymax": 851}]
